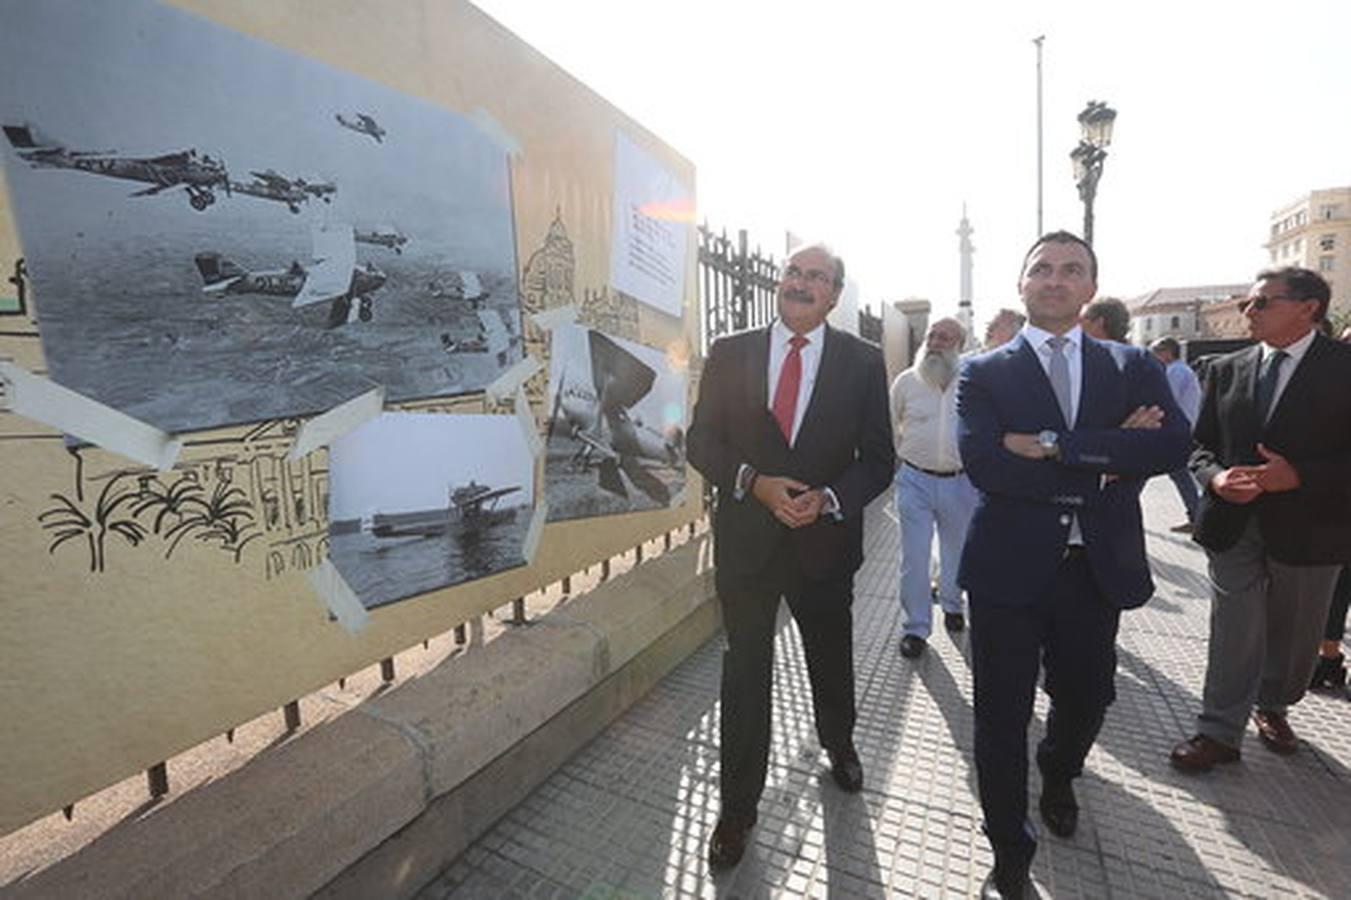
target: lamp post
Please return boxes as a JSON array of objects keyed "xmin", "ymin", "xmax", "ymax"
[{"xmin": 1070, "ymin": 100, "xmax": 1116, "ymax": 246}]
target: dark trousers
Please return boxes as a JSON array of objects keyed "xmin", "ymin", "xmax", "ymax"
[
  {"xmin": 716, "ymin": 541, "xmax": 856, "ymax": 823},
  {"xmin": 969, "ymin": 553, "xmax": 1122, "ymax": 873},
  {"xmin": 1324, "ymin": 566, "xmax": 1350, "ymax": 643}
]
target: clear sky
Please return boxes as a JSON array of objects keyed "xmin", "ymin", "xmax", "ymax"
[{"xmin": 473, "ymin": 0, "xmax": 1351, "ymax": 327}]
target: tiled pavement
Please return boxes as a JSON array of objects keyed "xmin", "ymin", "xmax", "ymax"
[{"xmin": 419, "ymin": 480, "xmax": 1351, "ymax": 898}]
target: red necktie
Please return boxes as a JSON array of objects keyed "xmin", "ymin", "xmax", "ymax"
[{"xmin": 772, "ymin": 335, "xmax": 808, "ymax": 442}]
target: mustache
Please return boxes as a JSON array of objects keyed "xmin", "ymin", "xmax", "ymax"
[{"xmin": 782, "ymin": 288, "xmax": 814, "ymax": 304}]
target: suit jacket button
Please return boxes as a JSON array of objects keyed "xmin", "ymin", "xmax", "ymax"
[{"xmin": 1059, "ymin": 514, "xmax": 1071, "ymax": 526}]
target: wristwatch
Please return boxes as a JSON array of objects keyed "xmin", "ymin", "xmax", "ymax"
[{"xmin": 1038, "ymin": 430, "xmax": 1060, "ymax": 459}]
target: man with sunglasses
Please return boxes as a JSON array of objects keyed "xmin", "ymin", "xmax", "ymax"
[
  {"xmin": 1171, "ymin": 267, "xmax": 1351, "ymax": 773},
  {"xmin": 687, "ymin": 243, "xmax": 894, "ymax": 870}
]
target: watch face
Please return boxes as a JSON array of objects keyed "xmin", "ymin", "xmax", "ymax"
[{"xmin": 1039, "ymin": 430, "xmax": 1057, "ymax": 448}]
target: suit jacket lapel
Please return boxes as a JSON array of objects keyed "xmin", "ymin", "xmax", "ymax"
[
  {"xmin": 748, "ymin": 325, "xmax": 784, "ymax": 445},
  {"xmin": 1011, "ymin": 334, "xmax": 1069, "ymax": 429},
  {"xmin": 1079, "ymin": 339, "xmax": 1115, "ymax": 428},
  {"xmin": 1266, "ymin": 333, "xmax": 1324, "ymax": 431},
  {"xmin": 793, "ymin": 324, "xmax": 836, "ymax": 447},
  {"xmin": 1233, "ymin": 345, "xmax": 1263, "ymax": 437}
]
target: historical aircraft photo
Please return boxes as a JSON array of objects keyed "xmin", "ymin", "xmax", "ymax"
[
  {"xmin": 0, "ymin": 0, "xmax": 523, "ymax": 435},
  {"xmin": 2, "ymin": 122, "xmax": 230, "ymax": 211},
  {"xmin": 354, "ymin": 224, "xmax": 407, "ymax": 253},
  {"xmin": 194, "ymin": 224, "xmax": 386, "ymax": 327},
  {"xmin": 335, "ymin": 111, "xmax": 385, "ymax": 143},
  {"xmin": 545, "ymin": 325, "xmax": 687, "ymax": 521},
  {"xmin": 327, "ymin": 412, "xmax": 534, "ymax": 609}
]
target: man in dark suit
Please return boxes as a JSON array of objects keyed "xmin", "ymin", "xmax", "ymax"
[
  {"xmin": 957, "ymin": 231, "xmax": 1190, "ymax": 899},
  {"xmin": 1170, "ymin": 267, "xmax": 1351, "ymax": 771},
  {"xmin": 686, "ymin": 243, "xmax": 894, "ymax": 870}
]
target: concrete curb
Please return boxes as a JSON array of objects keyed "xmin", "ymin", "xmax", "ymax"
[{"xmin": 5, "ymin": 536, "xmax": 718, "ymax": 900}]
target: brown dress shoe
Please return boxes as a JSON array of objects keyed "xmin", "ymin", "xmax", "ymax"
[
  {"xmin": 1170, "ymin": 734, "xmax": 1240, "ymax": 773},
  {"xmin": 707, "ymin": 813, "xmax": 756, "ymax": 869},
  {"xmin": 1252, "ymin": 710, "xmax": 1298, "ymax": 755}
]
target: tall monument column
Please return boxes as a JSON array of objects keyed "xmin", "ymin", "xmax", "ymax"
[{"xmin": 957, "ymin": 204, "xmax": 975, "ymax": 337}]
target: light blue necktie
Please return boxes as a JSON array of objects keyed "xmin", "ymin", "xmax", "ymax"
[{"xmin": 1046, "ymin": 336, "xmax": 1073, "ymax": 427}]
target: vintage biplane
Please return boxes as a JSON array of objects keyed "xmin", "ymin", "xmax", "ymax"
[
  {"xmin": 365, "ymin": 480, "xmax": 523, "ymax": 539},
  {"xmin": 193, "ymin": 224, "xmax": 385, "ymax": 327},
  {"xmin": 2, "ymin": 122, "xmax": 229, "ymax": 211},
  {"xmin": 354, "ymin": 225, "xmax": 408, "ymax": 254},
  {"xmin": 334, "ymin": 112, "xmax": 385, "ymax": 143},
  {"xmin": 549, "ymin": 331, "xmax": 684, "ymax": 505}
]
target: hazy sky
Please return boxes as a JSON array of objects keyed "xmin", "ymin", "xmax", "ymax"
[{"xmin": 474, "ymin": 0, "xmax": 1351, "ymax": 325}]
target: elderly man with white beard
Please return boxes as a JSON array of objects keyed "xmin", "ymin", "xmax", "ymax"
[{"xmin": 891, "ymin": 317, "xmax": 979, "ymax": 658}]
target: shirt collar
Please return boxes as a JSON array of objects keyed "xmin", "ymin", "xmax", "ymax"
[
  {"xmin": 1261, "ymin": 327, "xmax": 1317, "ymax": 366},
  {"xmin": 773, "ymin": 318, "xmax": 826, "ymax": 348},
  {"xmin": 1022, "ymin": 322, "xmax": 1083, "ymax": 353}
]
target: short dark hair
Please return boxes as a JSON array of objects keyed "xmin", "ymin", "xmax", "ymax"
[
  {"xmin": 1255, "ymin": 266, "xmax": 1331, "ymax": 322},
  {"xmin": 1150, "ymin": 336, "xmax": 1181, "ymax": 360},
  {"xmin": 790, "ymin": 243, "xmax": 846, "ymax": 290},
  {"xmin": 1083, "ymin": 297, "xmax": 1130, "ymax": 342},
  {"xmin": 1021, "ymin": 230, "xmax": 1098, "ymax": 283}
]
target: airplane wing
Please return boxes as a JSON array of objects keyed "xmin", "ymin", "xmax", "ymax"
[
  {"xmin": 130, "ymin": 183, "xmax": 178, "ymax": 197},
  {"xmin": 295, "ymin": 224, "xmax": 355, "ymax": 308},
  {"xmin": 588, "ymin": 331, "xmax": 656, "ymax": 414},
  {"xmin": 620, "ymin": 454, "xmax": 672, "ymax": 505}
]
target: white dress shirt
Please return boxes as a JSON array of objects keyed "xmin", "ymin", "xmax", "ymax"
[
  {"xmin": 890, "ymin": 367, "xmax": 962, "ymax": 472},
  {"xmin": 1023, "ymin": 323, "xmax": 1083, "ymax": 427},
  {"xmin": 1165, "ymin": 358, "xmax": 1202, "ymax": 429},
  {"xmin": 1260, "ymin": 326, "xmax": 1317, "ymax": 420},
  {"xmin": 1023, "ymin": 323, "xmax": 1085, "ymax": 543},
  {"xmin": 767, "ymin": 318, "xmax": 826, "ymax": 446}
]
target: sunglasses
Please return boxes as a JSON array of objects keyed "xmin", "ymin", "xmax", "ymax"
[{"xmin": 1239, "ymin": 294, "xmax": 1311, "ymax": 312}]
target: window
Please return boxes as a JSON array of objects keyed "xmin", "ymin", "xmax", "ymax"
[
  {"xmin": 1320, "ymin": 234, "xmax": 1335, "ymax": 252},
  {"xmin": 1145, "ymin": 317, "xmax": 1153, "ymax": 333},
  {"xmin": 1321, "ymin": 204, "xmax": 1341, "ymax": 220},
  {"xmin": 1294, "ymin": 238, "xmax": 1303, "ymax": 253},
  {"xmin": 1170, "ymin": 316, "xmax": 1180, "ymax": 330},
  {"xmin": 1320, "ymin": 255, "xmax": 1335, "ymax": 272}
]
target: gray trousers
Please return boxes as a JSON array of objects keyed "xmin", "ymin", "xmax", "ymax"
[{"xmin": 1198, "ymin": 519, "xmax": 1341, "ymax": 747}]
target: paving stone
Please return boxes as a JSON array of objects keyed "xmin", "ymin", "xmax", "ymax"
[{"xmin": 419, "ymin": 481, "xmax": 1351, "ymax": 899}]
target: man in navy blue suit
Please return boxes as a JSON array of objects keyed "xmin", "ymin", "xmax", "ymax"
[{"xmin": 957, "ymin": 231, "xmax": 1191, "ymax": 899}]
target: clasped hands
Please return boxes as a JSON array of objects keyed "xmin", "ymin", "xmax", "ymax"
[
  {"xmin": 1211, "ymin": 443, "xmax": 1299, "ymax": 504},
  {"xmin": 1002, "ymin": 404, "xmax": 1164, "ymax": 460},
  {"xmin": 752, "ymin": 474, "xmax": 827, "ymax": 528}
]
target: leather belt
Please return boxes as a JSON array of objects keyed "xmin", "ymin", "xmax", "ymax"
[{"xmin": 904, "ymin": 460, "xmax": 963, "ymax": 478}]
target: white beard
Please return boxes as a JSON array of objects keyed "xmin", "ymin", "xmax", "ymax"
[{"xmin": 919, "ymin": 347, "xmax": 958, "ymax": 390}]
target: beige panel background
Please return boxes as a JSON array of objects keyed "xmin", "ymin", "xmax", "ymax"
[{"xmin": 0, "ymin": 0, "xmax": 700, "ymax": 835}]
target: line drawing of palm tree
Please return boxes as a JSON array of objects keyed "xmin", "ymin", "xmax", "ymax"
[
  {"xmin": 38, "ymin": 453, "xmax": 147, "ymax": 572},
  {"xmin": 159, "ymin": 475, "xmax": 260, "ymax": 562}
]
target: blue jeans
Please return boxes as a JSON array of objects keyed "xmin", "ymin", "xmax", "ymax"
[{"xmin": 896, "ymin": 463, "xmax": 978, "ymax": 639}]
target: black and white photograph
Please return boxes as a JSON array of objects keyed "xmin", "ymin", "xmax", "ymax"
[
  {"xmin": 544, "ymin": 323, "xmax": 687, "ymax": 521},
  {"xmin": 0, "ymin": 0, "xmax": 522, "ymax": 434},
  {"xmin": 327, "ymin": 412, "xmax": 534, "ymax": 610}
]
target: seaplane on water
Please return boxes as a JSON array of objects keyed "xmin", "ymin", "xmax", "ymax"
[
  {"xmin": 2, "ymin": 122, "xmax": 229, "ymax": 211},
  {"xmin": 354, "ymin": 225, "xmax": 408, "ymax": 254},
  {"xmin": 549, "ymin": 330, "xmax": 684, "ymax": 505},
  {"xmin": 193, "ymin": 224, "xmax": 385, "ymax": 327},
  {"xmin": 334, "ymin": 112, "xmax": 385, "ymax": 143},
  {"xmin": 364, "ymin": 480, "xmax": 523, "ymax": 539}
]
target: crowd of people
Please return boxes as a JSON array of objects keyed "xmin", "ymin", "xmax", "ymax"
[{"xmin": 686, "ymin": 232, "xmax": 1351, "ymax": 899}]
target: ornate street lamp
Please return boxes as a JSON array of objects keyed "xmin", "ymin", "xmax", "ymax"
[{"xmin": 1070, "ymin": 100, "xmax": 1117, "ymax": 246}]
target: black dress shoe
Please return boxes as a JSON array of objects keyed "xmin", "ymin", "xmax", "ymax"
[
  {"xmin": 1310, "ymin": 653, "xmax": 1347, "ymax": 689},
  {"xmin": 707, "ymin": 813, "xmax": 756, "ymax": 869},
  {"xmin": 827, "ymin": 745, "xmax": 864, "ymax": 793},
  {"xmin": 944, "ymin": 611, "xmax": 965, "ymax": 631},
  {"xmin": 980, "ymin": 867, "xmax": 1031, "ymax": 899},
  {"xmin": 1039, "ymin": 778, "xmax": 1078, "ymax": 838},
  {"xmin": 899, "ymin": 634, "xmax": 926, "ymax": 658}
]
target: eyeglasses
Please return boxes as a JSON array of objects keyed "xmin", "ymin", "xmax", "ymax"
[
  {"xmin": 1239, "ymin": 294, "xmax": 1309, "ymax": 312},
  {"xmin": 782, "ymin": 264, "xmax": 836, "ymax": 287}
]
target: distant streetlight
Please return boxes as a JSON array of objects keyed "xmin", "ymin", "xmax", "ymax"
[{"xmin": 1070, "ymin": 100, "xmax": 1117, "ymax": 246}]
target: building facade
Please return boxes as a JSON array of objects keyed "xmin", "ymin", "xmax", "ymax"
[
  {"xmin": 1267, "ymin": 186, "xmax": 1351, "ymax": 321},
  {"xmin": 1127, "ymin": 284, "xmax": 1250, "ymax": 344}
]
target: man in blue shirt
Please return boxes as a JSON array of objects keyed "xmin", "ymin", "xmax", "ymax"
[{"xmin": 1151, "ymin": 337, "xmax": 1203, "ymax": 532}]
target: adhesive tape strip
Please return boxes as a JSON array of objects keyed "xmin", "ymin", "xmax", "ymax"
[
  {"xmin": 515, "ymin": 385, "xmax": 542, "ymax": 458},
  {"xmin": 0, "ymin": 361, "xmax": 181, "ymax": 470},
  {"xmin": 289, "ymin": 386, "xmax": 384, "ymax": 460},
  {"xmin": 522, "ymin": 499, "xmax": 548, "ymax": 563},
  {"xmin": 531, "ymin": 304, "xmax": 579, "ymax": 332},
  {"xmin": 486, "ymin": 354, "xmax": 542, "ymax": 404},
  {"xmin": 307, "ymin": 558, "xmax": 370, "ymax": 632}
]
